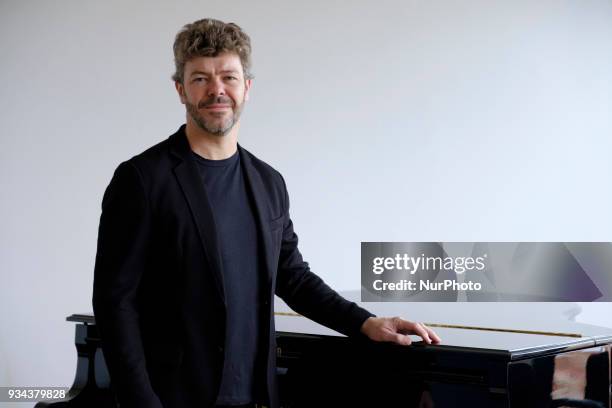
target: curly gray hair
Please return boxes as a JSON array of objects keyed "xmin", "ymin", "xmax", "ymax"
[{"xmin": 172, "ymin": 18, "xmax": 253, "ymax": 83}]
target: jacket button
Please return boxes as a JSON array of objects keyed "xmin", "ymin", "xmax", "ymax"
[{"xmin": 217, "ymin": 346, "xmax": 224, "ymax": 353}]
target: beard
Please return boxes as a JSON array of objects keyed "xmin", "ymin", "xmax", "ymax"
[{"xmin": 186, "ymin": 94, "xmax": 245, "ymax": 136}]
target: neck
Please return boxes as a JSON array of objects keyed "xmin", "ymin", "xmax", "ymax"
[{"xmin": 184, "ymin": 118, "xmax": 240, "ymax": 160}]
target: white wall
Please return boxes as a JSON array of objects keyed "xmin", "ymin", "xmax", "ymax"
[{"xmin": 1, "ymin": 0, "xmax": 611, "ymax": 393}]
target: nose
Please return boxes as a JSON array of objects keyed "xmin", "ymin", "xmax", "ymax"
[{"xmin": 207, "ymin": 78, "xmax": 225, "ymax": 97}]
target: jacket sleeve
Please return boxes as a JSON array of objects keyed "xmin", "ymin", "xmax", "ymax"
[
  {"xmin": 92, "ymin": 161, "xmax": 163, "ymax": 408},
  {"xmin": 274, "ymin": 175, "xmax": 375, "ymax": 338}
]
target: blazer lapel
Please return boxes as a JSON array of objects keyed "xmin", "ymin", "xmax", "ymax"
[
  {"xmin": 169, "ymin": 127, "xmax": 226, "ymax": 305},
  {"xmin": 239, "ymin": 145, "xmax": 275, "ymax": 288}
]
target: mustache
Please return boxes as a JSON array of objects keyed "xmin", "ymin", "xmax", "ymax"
[{"xmin": 198, "ymin": 96, "xmax": 234, "ymax": 109}]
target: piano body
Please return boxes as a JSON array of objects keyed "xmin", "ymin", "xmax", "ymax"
[{"xmin": 37, "ymin": 294, "xmax": 612, "ymax": 407}]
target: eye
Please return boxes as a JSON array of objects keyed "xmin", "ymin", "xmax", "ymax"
[
  {"xmin": 224, "ymin": 76, "xmax": 238, "ymax": 81},
  {"xmin": 192, "ymin": 77, "xmax": 206, "ymax": 83}
]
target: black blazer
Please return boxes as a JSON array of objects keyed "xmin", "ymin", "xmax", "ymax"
[{"xmin": 92, "ymin": 125, "xmax": 373, "ymax": 408}]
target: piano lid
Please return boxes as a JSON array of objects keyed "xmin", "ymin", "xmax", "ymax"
[{"xmin": 274, "ymin": 291, "xmax": 612, "ymax": 360}]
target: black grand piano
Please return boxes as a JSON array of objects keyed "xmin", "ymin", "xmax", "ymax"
[{"xmin": 37, "ymin": 294, "xmax": 612, "ymax": 407}]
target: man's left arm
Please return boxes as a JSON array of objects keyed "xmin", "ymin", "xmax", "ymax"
[
  {"xmin": 274, "ymin": 207, "xmax": 372, "ymax": 338},
  {"xmin": 274, "ymin": 176, "xmax": 440, "ymax": 345}
]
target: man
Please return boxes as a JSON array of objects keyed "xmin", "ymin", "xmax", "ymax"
[{"xmin": 92, "ymin": 18, "xmax": 440, "ymax": 408}]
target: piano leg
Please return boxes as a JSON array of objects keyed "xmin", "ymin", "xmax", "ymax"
[{"xmin": 35, "ymin": 323, "xmax": 116, "ymax": 408}]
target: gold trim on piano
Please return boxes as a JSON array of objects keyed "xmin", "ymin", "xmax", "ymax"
[
  {"xmin": 274, "ymin": 312, "xmax": 582, "ymax": 338},
  {"xmin": 422, "ymin": 323, "xmax": 582, "ymax": 338}
]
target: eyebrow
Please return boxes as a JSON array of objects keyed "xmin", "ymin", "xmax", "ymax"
[{"xmin": 190, "ymin": 69, "xmax": 240, "ymax": 77}]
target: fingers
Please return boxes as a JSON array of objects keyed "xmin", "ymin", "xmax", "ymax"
[
  {"xmin": 393, "ymin": 318, "xmax": 441, "ymax": 344},
  {"xmin": 412, "ymin": 322, "xmax": 432, "ymax": 344},
  {"xmin": 423, "ymin": 324, "xmax": 442, "ymax": 344},
  {"xmin": 394, "ymin": 333, "xmax": 412, "ymax": 346}
]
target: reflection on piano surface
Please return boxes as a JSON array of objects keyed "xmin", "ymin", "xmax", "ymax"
[{"xmin": 37, "ymin": 294, "xmax": 612, "ymax": 407}]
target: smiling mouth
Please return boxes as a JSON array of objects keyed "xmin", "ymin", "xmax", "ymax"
[{"xmin": 204, "ymin": 105, "xmax": 231, "ymax": 110}]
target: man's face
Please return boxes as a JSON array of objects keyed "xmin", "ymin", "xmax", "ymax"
[{"xmin": 176, "ymin": 52, "xmax": 251, "ymax": 136}]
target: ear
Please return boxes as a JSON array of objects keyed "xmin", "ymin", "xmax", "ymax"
[
  {"xmin": 244, "ymin": 78, "xmax": 252, "ymax": 102},
  {"xmin": 175, "ymin": 81, "xmax": 186, "ymax": 104}
]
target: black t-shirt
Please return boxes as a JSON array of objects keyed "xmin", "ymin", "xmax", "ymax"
[{"xmin": 193, "ymin": 150, "xmax": 262, "ymax": 405}]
